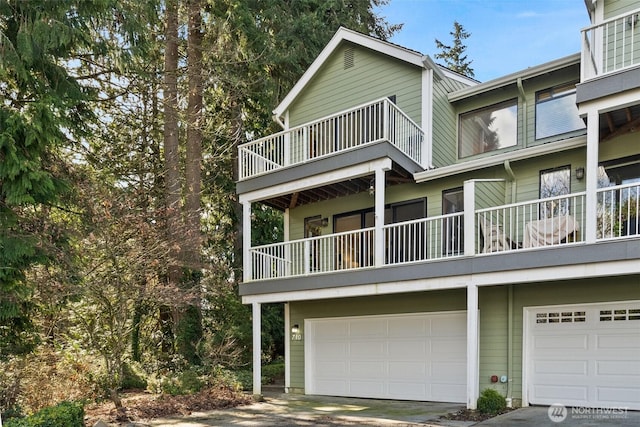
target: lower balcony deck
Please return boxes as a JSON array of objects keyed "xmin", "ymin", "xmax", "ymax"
[{"xmin": 243, "ymin": 182, "xmax": 639, "ymax": 292}]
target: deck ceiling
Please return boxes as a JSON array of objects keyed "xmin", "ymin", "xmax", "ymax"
[
  {"xmin": 262, "ymin": 162, "xmax": 414, "ymax": 211},
  {"xmin": 600, "ymin": 103, "xmax": 640, "ymax": 142}
]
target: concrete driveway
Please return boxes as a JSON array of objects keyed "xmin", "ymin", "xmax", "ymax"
[
  {"xmin": 475, "ymin": 406, "xmax": 640, "ymax": 426},
  {"xmin": 143, "ymin": 393, "xmax": 640, "ymax": 427},
  {"xmin": 144, "ymin": 392, "xmax": 471, "ymax": 426}
]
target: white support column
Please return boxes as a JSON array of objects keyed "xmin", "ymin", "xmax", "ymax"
[
  {"xmin": 421, "ymin": 67, "xmax": 434, "ymax": 169},
  {"xmin": 252, "ymin": 302, "xmax": 262, "ymax": 396},
  {"xmin": 284, "ymin": 302, "xmax": 291, "ymax": 393},
  {"xmin": 585, "ymin": 109, "xmax": 599, "ymax": 243},
  {"xmin": 466, "ymin": 283, "xmax": 479, "ymax": 410},
  {"xmin": 463, "ymin": 180, "xmax": 476, "ymax": 256},
  {"xmin": 242, "ymin": 201, "xmax": 252, "ymax": 283},
  {"xmin": 374, "ymin": 168, "xmax": 386, "ymax": 267}
]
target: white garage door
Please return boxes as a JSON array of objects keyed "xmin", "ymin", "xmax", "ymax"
[
  {"xmin": 305, "ymin": 311, "xmax": 466, "ymax": 402},
  {"xmin": 526, "ymin": 302, "xmax": 640, "ymax": 410}
]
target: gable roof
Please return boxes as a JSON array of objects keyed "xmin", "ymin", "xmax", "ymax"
[{"xmin": 273, "ymin": 27, "xmax": 470, "ymax": 121}]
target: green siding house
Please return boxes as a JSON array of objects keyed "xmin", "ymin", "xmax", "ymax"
[{"xmin": 236, "ymin": 1, "xmax": 640, "ymax": 411}]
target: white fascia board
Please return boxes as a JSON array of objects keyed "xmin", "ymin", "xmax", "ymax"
[
  {"xmin": 448, "ymin": 53, "xmax": 581, "ymax": 102},
  {"xmin": 414, "ymin": 136, "xmax": 586, "ymax": 183},
  {"xmin": 238, "ymin": 158, "xmax": 392, "ymax": 203},
  {"xmin": 273, "ymin": 27, "xmax": 424, "ymax": 119},
  {"xmin": 241, "ymin": 257, "xmax": 640, "ymax": 304}
]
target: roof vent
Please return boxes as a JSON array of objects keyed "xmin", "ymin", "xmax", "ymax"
[{"xmin": 344, "ymin": 47, "xmax": 354, "ymax": 69}]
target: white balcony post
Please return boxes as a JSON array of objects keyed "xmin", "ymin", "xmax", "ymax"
[
  {"xmin": 466, "ymin": 283, "xmax": 479, "ymax": 410},
  {"xmin": 383, "ymin": 99, "xmax": 389, "ymax": 141},
  {"xmin": 252, "ymin": 302, "xmax": 262, "ymax": 396},
  {"xmin": 284, "ymin": 302, "xmax": 291, "ymax": 392},
  {"xmin": 585, "ymin": 110, "xmax": 599, "ymax": 243},
  {"xmin": 463, "ymin": 180, "xmax": 476, "ymax": 256},
  {"xmin": 303, "ymin": 239, "xmax": 311, "ymax": 275},
  {"xmin": 375, "ymin": 168, "xmax": 386, "ymax": 267},
  {"xmin": 242, "ymin": 201, "xmax": 252, "ymax": 282}
]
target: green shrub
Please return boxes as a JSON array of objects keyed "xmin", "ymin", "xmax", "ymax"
[
  {"xmin": 161, "ymin": 369, "xmax": 204, "ymax": 396},
  {"xmin": 121, "ymin": 363, "xmax": 147, "ymax": 390},
  {"xmin": 4, "ymin": 401, "xmax": 84, "ymax": 427},
  {"xmin": 477, "ymin": 388, "xmax": 507, "ymax": 414},
  {"xmin": 261, "ymin": 362, "xmax": 284, "ymax": 383}
]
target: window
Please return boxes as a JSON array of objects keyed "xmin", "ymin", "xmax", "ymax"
[
  {"xmin": 443, "ymin": 188, "xmax": 464, "ymax": 254},
  {"xmin": 459, "ymin": 99, "xmax": 517, "ymax": 158},
  {"xmin": 535, "ymin": 83, "xmax": 585, "ymax": 140},
  {"xmin": 539, "ymin": 166, "xmax": 571, "ymax": 218}
]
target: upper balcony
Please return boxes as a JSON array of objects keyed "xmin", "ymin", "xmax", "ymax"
[
  {"xmin": 237, "ymin": 98, "xmax": 425, "ymax": 182},
  {"xmin": 243, "ymin": 181, "xmax": 639, "ymax": 285},
  {"xmin": 581, "ymin": 7, "xmax": 640, "ymax": 82}
]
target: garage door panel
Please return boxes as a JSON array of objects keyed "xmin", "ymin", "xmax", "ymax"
[
  {"xmin": 528, "ymin": 302, "xmax": 640, "ymax": 410},
  {"xmin": 389, "ymin": 361, "xmax": 427, "ymax": 378},
  {"xmin": 350, "ymin": 341, "xmax": 385, "ymax": 357},
  {"xmin": 316, "ymin": 341, "xmax": 347, "ymax": 358},
  {"xmin": 432, "ymin": 338, "xmax": 466, "ymax": 355},
  {"xmin": 307, "ymin": 311, "xmax": 466, "ymax": 402},
  {"xmin": 597, "ymin": 386, "xmax": 640, "ymax": 404},
  {"xmin": 535, "ymin": 360, "xmax": 588, "ymax": 375},
  {"xmin": 597, "ymin": 333, "xmax": 640, "ymax": 349},
  {"xmin": 317, "ymin": 361, "xmax": 347, "ymax": 374},
  {"xmin": 432, "ymin": 362, "xmax": 466, "ymax": 382},
  {"xmin": 316, "ymin": 322, "xmax": 348, "ymax": 338},
  {"xmin": 597, "ymin": 360, "xmax": 640, "ymax": 376},
  {"xmin": 388, "ymin": 318, "xmax": 427, "ymax": 336},
  {"xmin": 534, "ymin": 334, "xmax": 588, "ymax": 349},
  {"xmin": 350, "ymin": 361, "xmax": 385, "ymax": 377},
  {"xmin": 431, "ymin": 316, "xmax": 465, "ymax": 336},
  {"xmin": 350, "ymin": 318, "xmax": 386, "ymax": 336},
  {"xmin": 534, "ymin": 384, "xmax": 589, "ymax": 400},
  {"xmin": 388, "ymin": 340, "xmax": 427, "ymax": 357}
]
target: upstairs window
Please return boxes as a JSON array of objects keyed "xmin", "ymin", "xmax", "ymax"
[
  {"xmin": 459, "ymin": 99, "xmax": 518, "ymax": 158},
  {"xmin": 535, "ymin": 83, "xmax": 585, "ymax": 140}
]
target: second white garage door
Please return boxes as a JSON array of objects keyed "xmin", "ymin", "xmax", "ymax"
[
  {"xmin": 525, "ymin": 301, "xmax": 640, "ymax": 410},
  {"xmin": 304, "ymin": 311, "xmax": 467, "ymax": 402}
]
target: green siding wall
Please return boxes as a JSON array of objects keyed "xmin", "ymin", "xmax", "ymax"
[
  {"xmin": 604, "ymin": 0, "xmax": 638, "ymax": 19},
  {"xmin": 432, "ymin": 76, "xmax": 469, "ymax": 167},
  {"xmin": 288, "ymin": 289, "xmax": 466, "ymax": 390},
  {"xmin": 288, "ymin": 43, "xmax": 422, "ymax": 127}
]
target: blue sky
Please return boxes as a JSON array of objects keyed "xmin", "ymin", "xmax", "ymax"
[{"xmin": 375, "ymin": 0, "xmax": 590, "ymax": 82}]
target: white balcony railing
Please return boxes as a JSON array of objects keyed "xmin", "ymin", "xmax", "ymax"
[
  {"xmin": 596, "ymin": 182, "xmax": 640, "ymax": 239},
  {"xmin": 476, "ymin": 193, "xmax": 586, "ymax": 253},
  {"xmin": 247, "ymin": 186, "xmax": 640, "ymax": 281},
  {"xmin": 238, "ymin": 98, "xmax": 424, "ymax": 180},
  {"xmin": 581, "ymin": 8, "xmax": 640, "ymax": 81}
]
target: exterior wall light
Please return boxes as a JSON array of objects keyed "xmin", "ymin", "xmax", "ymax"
[
  {"xmin": 575, "ymin": 167, "xmax": 585, "ymax": 180},
  {"xmin": 291, "ymin": 324, "xmax": 300, "ymax": 334}
]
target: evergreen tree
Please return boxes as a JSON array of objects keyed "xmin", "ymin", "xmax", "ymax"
[{"xmin": 434, "ymin": 21, "xmax": 475, "ymax": 78}]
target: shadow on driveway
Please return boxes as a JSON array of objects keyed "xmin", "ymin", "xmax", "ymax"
[{"xmin": 144, "ymin": 391, "xmax": 471, "ymax": 426}]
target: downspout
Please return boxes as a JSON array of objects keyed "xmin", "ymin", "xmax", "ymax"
[
  {"xmin": 517, "ymin": 77, "xmax": 526, "ymax": 147},
  {"xmin": 507, "ymin": 284, "xmax": 514, "ymax": 407}
]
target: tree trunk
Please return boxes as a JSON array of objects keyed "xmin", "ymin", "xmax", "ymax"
[{"xmin": 185, "ymin": 0, "xmax": 203, "ymax": 268}]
